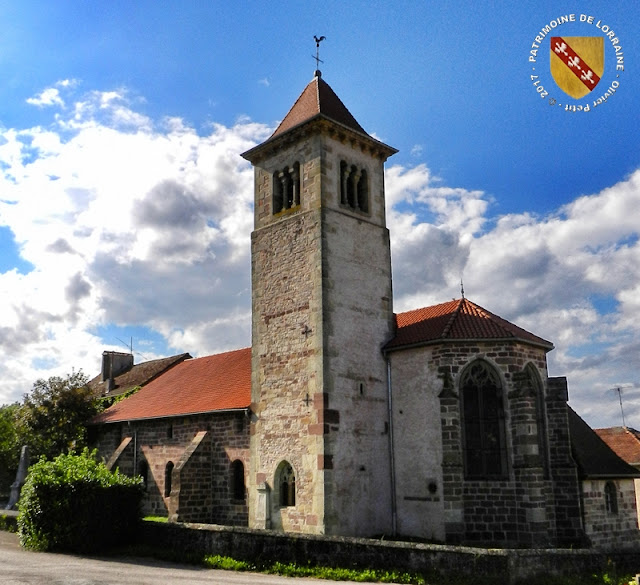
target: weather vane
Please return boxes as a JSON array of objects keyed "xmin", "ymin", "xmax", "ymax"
[{"xmin": 313, "ymin": 35, "xmax": 326, "ymax": 74}]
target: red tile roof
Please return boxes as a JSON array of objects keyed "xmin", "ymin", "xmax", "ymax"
[
  {"xmin": 595, "ymin": 427, "xmax": 640, "ymax": 468},
  {"xmin": 270, "ymin": 73, "xmax": 368, "ymax": 138},
  {"xmin": 88, "ymin": 353, "xmax": 191, "ymax": 398},
  {"xmin": 385, "ymin": 298, "xmax": 554, "ymax": 351},
  {"xmin": 91, "ymin": 347, "xmax": 251, "ymax": 423}
]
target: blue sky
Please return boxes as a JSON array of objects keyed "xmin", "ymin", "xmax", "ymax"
[{"xmin": 0, "ymin": 1, "xmax": 638, "ymax": 428}]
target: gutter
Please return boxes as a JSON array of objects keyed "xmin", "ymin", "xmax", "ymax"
[{"xmin": 93, "ymin": 407, "xmax": 251, "ymax": 425}]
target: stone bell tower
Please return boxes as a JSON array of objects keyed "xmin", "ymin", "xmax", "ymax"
[{"xmin": 242, "ymin": 70, "xmax": 397, "ymax": 536}]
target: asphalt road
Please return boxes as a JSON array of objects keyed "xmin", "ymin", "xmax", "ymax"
[{"xmin": 0, "ymin": 531, "xmax": 383, "ymax": 584}]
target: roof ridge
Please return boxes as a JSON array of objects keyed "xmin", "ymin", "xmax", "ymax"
[{"xmin": 441, "ymin": 298, "xmax": 464, "ymax": 339}]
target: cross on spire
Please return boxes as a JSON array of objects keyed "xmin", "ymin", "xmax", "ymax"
[{"xmin": 313, "ymin": 35, "xmax": 326, "ymax": 76}]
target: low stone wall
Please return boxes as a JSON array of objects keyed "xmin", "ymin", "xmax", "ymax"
[{"xmin": 140, "ymin": 521, "xmax": 640, "ymax": 583}]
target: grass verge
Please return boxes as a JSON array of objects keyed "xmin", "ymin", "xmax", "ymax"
[{"xmin": 201, "ymin": 554, "xmax": 633, "ymax": 585}]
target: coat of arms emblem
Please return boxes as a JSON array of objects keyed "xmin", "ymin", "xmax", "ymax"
[{"xmin": 550, "ymin": 36, "xmax": 604, "ymax": 99}]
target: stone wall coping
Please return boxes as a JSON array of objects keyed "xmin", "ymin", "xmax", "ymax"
[{"xmin": 166, "ymin": 520, "xmax": 637, "ymax": 556}]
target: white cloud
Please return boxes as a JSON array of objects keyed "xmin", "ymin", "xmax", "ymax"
[
  {"xmin": 26, "ymin": 88, "xmax": 64, "ymax": 108},
  {"xmin": 25, "ymin": 80, "xmax": 79, "ymax": 108},
  {"xmin": 0, "ymin": 85, "xmax": 271, "ymax": 405},
  {"xmin": 387, "ymin": 164, "xmax": 640, "ymax": 428},
  {"xmin": 1, "ymin": 84, "xmax": 639, "ymax": 430}
]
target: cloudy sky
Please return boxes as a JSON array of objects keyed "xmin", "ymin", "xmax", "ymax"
[{"xmin": 0, "ymin": 1, "xmax": 638, "ymax": 429}]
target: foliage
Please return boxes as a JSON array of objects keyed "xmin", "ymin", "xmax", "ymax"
[
  {"xmin": 17, "ymin": 449, "xmax": 143, "ymax": 552},
  {"xmin": 0, "ymin": 512, "xmax": 18, "ymax": 533},
  {"xmin": 96, "ymin": 386, "xmax": 141, "ymax": 411},
  {"xmin": 201, "ymin": 555, "xmax": 634, "ymax": 585},
  {"xmin": 142, "ymin": 515, "xmax": 168, "ymax": 523},
  {"xmin": 15, "ymin": 370, "xmax": 98, "ymax": 462},
  {"xmin": 0, "ymin": 403, "xmax": 20, "ymax": 495}
]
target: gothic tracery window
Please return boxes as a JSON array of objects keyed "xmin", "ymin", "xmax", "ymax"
[{"xmin": 461, "ymin": 360, "xmax": 508, "ymax": 479}]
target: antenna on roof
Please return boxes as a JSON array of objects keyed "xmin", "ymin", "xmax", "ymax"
[
  {"xmin": 313, "ymin": 35, "xmax": 326, "ymax": 77},
  {"xmin": 460, "ymin": 278, "xmax": 465, "ymax": 299},
  {"xmin": 116, "ymin": 336, "xmax": 133, "ymax": 354},
  {"xmin": 612, "ymin": 386, "xmax": 627, "ymax": 427}
]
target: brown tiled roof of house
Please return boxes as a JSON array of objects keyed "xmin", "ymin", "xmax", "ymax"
[
  {"xmin": 595, "ymin": 427, "xmax": 640, "ymax": 468},
  {"xmin": 88, "ymin": 353, "xmax": 191, "ymax": 398},
  {"xmin": 271, "ymin": 73, "xmax": 368, "ymax": 138},
  {"xmin": 569, "ymin": 408, "xmax": 640, "ymax": 478},
  {"xmin": 91, "ymin": 347, "xmax": 251, "ymax": 424},
  {"xmin": 384, "ymin": 298, "xmax": 554, "ymax": 351}
]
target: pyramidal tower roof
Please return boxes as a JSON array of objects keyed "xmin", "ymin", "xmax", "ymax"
[
  {"xmin": 242, "ymin": 71, "xmax": 396, "ymax": 162},
  {"xmin": 271, "ymin": 71, "xmax": 368, "ymax": 138}
]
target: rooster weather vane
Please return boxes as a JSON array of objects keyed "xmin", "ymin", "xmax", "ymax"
[{"xmin": 313, "ymin": 35, "xmax": 326, "ymax": 74}]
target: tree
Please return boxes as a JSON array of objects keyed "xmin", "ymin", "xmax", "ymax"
[
  {"xmin": 15, "ymin": 371, "xmax": 98, "ymax": 462},
  {"xmin": 0, "ymin": 403, "xmax": 20, "ymax": 496}
]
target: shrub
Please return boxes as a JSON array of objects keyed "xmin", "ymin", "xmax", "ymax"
[{"xmin": 18, "ymin": 449, "xmax": 143, "ymax": 552}]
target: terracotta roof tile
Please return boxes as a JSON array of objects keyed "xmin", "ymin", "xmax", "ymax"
[
  {"xmin": 569, "ymin": 408, "xmax": 640, "ymax": 478},
  {"xmin": 88, "ymin": 353, "xmax": 191, "ymax": 398},
  {"xmin": 595, "ymin": 427, "xmax": 640, "ymax": 468},
  {"xmin": 270, "ymin": 74, "xmax": 368, "ymax": 138},
  {"xmin": 385, "ymin": 298, "xmax": 553, "ymax": 351},
  {"xmin": 91, "ymin": 347, "xmax": 251, "ymax": 423}
]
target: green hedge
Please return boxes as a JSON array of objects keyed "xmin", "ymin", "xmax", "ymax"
[{"xmin": 18, "ymin": 449, "xmax": 143, "ymax": 552}]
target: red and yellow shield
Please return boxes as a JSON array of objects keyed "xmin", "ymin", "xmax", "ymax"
[{"xmin": 550, "ymin": 37, "xmax": 604, "ymax": 99}]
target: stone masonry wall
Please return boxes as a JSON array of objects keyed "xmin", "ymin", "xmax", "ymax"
[
  {"xmin": 390, "ymin": 339, "xmax": 582, "ymax": 547},
  {"xmin": 249, "ymin": 126, "xmax": 395, "ymax": 537},
  {"xmin": 582, "ymin": 478, "xmax": 640, "ymax": 548},
  {"xmin": 249, "ymin": 133, "xmax": 326, "ymax": 533},
  {"xmin": 389, "ymin": 347, "xmax": 446, "ymax": 542},
  {"xmin": 93, "ymin": 411, "xmax": 249, "ymax": 525},
  {"xmin": 140, "ymin": 521, "xmax": 640, "ymax": 584},
  {"xmin": 319, "ymin": 133, "xmax": 394, "ymax": 537}
]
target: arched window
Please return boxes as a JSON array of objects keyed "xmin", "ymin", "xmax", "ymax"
[
  {"xmin": 461, "ymin": 360, "xmax": 508, "ymax": 479},
  {"xmin": 138, "ymin": 459, "xmax": 149, "ymax": 489},
  {"xmin": 277, "ymin": 461, "xmax": 296, "ymax": 507},
  {"xmin": 339, "ymin": 161, "xmax": 369, "ymax": 212},
  {"xmin": 231, "ymin": 460, "xmax": 245, "ymax": 501},
  {"xmin": 164, "ymin": 461, "xmax": 174, "ymax": 498},
  {"xmin": 604, "ymin": 481, "xmax": 618, "ymax": 514},
  {"xmin": 273, "ymin": 162, "xmax": 300, "ymax": 214}
]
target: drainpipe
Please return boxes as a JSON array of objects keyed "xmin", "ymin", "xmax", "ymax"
[{"xmin": 386, "ymin": 355, "xmax": 397, "ymax": 537}]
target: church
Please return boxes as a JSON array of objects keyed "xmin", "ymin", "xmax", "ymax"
[{"xmin": 91, "ymin": 69, "xmax": 610, "ymax": 547}]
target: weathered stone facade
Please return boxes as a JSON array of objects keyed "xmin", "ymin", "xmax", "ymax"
[
  {"xmin": 94, "ymin": 412, "xmax": 249, "ymax": 525},
  {"xmin": 245, "ymin": 101, "xmax": 396, "ymax": 536},
  {"xmin": 389, "ymin": 341, "xmax": 583, "ymax": 547},
  {"xmin": 582, "ymin": 478, "xmax": 640, "ymax": 548}
]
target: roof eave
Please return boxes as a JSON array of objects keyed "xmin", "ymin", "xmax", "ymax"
[
  {"xmin": 241, "ymin": 114, "xmax": 397, "ymax": 164},
  {"xmin": 383, "ymin": 336, "xmax": 555, "ymax": 355},
  {"xmin": 89, "ymin": 406, "xmax": 251, "ymax": 425},
  {"xmin": 579, "ymin": 472, "xmax": 640, "ymax": 479}
]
